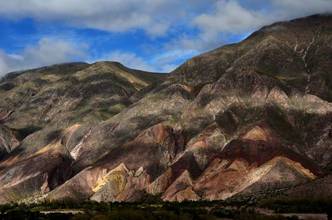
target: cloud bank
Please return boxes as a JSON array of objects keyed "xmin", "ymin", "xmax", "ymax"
[
  {"xmin": 0, "ymin": 0, "xmax": 210, "ymax": 36},
  {"xmin": 0, "ymin": 38, "xmax": 87, "ymax": 76}
]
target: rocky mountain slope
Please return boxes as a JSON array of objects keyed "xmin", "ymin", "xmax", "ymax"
[{"xmin": 0, "ymin": 14, "xmax": 331, "ymax": 204}]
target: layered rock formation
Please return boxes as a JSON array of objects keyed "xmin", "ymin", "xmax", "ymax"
[{"xmin": 0, "ymin": 14, "xmax": 331, "ymax": 203}]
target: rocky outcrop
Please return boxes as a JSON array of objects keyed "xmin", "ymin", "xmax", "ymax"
[
  {"xmin": 90, "ymin": 164, "xmax": 150, "ymax": 202},
  {"xmin": 162, "ymin": 170, "xmax": 199, "ymax": 202},
  {"xmin": 0, "ymin": 125, "xmax": 19, "ymax": 157},
  {"xmin": 0, "ymin": 110, "xmax": 19, "ymax": 157},
  {"xmin": 0, "ymin": 110, "xmax": 13, "ymax": 124}
]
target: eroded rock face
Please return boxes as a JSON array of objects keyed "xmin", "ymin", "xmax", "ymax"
[
  {"xmin": 0, "ymin": 141, "xmax": 72, "ymax": 203},
  {"xmin": 186, "ymin": 123, "xmax": 226, "ymax": 169},
  {"xmin": 0, "ymin": 15, "xmax": 331, "ymax": 203},
  {"xmin": 162, "ymin": 170, "xmax": 199, "ymax": 202},
  {"xmin": 0, "ymin": 125, "xmax": 19, "ymax": 157},
  {"xmin": 46, "ymin": 123, "xmax": 187, "ymax": 201},
  {"xmin": 192, "ymin": 155, "xmax": 316, "ymax": 201},
  {"xmin": 90, "ymin": 164, "xmax": 150, "ymax": 202}
]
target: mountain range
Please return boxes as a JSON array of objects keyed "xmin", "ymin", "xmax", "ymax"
[{"xmin": 0, "ymin": 14, "xmax": 331, "ymax": 204}]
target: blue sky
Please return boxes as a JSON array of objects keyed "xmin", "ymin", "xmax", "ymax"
[{"xmin": 0, "ymin": 0, "xmax": 331, "ymax": 75}]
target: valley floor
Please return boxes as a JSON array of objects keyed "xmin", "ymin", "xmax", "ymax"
[{"xmin": 0, "ymin": 200, "xmax": 330, "ymax": 220}]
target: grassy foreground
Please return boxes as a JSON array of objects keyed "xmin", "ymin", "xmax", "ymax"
[{"xmin": 0, "ymin": 199, "xmax": 331, "ymax": 220}]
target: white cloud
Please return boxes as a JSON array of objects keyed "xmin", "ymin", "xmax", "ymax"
[
  {"xmin": 0, "ymin": 40, "xmax": 190, "ymax": 75},
  {"xmin": 0, "ymin": 1, "xmax": 330, "ymax": 40},
  {"xmin": 194, "ymin": 0, "xmax": 332, "ymax": 36},
  {"xmin": 151, "ymin": 49, "xmax": 198, "ymax": 72},
  {"xmin": 0, "ymin": 0, "xmax": 210, "ymax": 36},
  {"xmin": 169, "ymin": 0, "xmax": 332, "ymax": 52},
  {"xmin": 194, "ymin": 1, "xmax": 266, "ymax": 35},
  {"xmin": 273, "ymin": 0, "xmax": 332, "ymax": 18},
  {"xmin": 0, "ymin": 52, "xmax": 11, "ymax": 74},
  {"xmin": 0, "ymin": 38, "xmax": 87, "ymax": 76},
  {"xmin": 101, "ymin": 51, "xmax": 154, "ymax": 71},
  {"xmin": 172, "ymin": 0, "xmax": 270, "ymax": 52}
]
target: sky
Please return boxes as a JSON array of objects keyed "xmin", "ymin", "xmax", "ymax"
[{"xmin": 0, "ymin": 0, "xmax": 331, "ymax": 76}]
